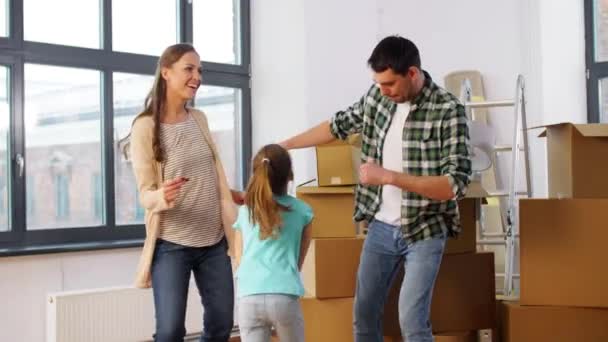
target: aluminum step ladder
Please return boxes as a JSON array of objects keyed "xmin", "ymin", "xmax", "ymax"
[{"xmin": 446, "ymin": 71, "xmax": 531, "ymax": 296}]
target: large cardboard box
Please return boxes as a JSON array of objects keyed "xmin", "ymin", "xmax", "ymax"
[
  {"xmin": 384, "ymin": 252, "xmax": 496, "ymax": 335},
  {"xmin": 301, "ymin": 297, "xmax": 354, "ymax": 342},
  {"xmin": 316, "ymin": 135, "xmax": 361, "ymax": 186},
  {"xmin": 385, "ymin": 331, "xmax": 477, "ymax": 342},
  {"xmin": 446, "ymin": 180, "xmax": 487, "ymax": 254},
  {"xmin": 384, "ymin": 332, "xmax": 477, "ymax": 342},
  {"xmin": 302, "ymin": 237, "xmax": 364, "ymax": 299},
  {"xmin": 446, "ymin": 198, "xmax": 477, "ymax": 254},
  {"xmin": 434, "ymin": 332, "xmax": 477, "ymax": 342},
  {"xmin": 500, "ymin": 301, "xmax": 608, "ymax": 342},
  {"xmin": 296, "ymin": 186, "xmax": 356, "ymax": 238},
  {"xmin": 519, "ymin": 199, "xmax": 608, "ymax": 308},
  {"xmin": 536, "ymin": 122, "xmax": 608, "ymax": 198}
]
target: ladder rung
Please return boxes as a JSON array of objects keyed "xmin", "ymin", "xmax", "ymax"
[
  {"xmin": 465, "ymin": 100, "xmax": 515, "ymax": 108},
  {"xmin": 493, "ymin": 144, "xmax": 525, "ymax": 152},
  {"xmin": 494, "ymin": 144, "xmax": 512, "ymax": 152},
  {"xmin": 486, "ymin": 191, "xmax": 529, "ymax": 197},
  {"xmin": 480, "ymin": 232, "xmax": 520, "ymax": 238},
  {"xmin": 476, "ymin": 239, "xmax": 506, "ymax": 245},
  {"xmin": 495, "ymin": 273, "xmax": 520, "ymax": 278}
]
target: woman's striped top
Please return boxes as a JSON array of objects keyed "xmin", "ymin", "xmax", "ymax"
[{"xmin": 158, "ymin": 114, "xmax": 224, "ymax": 247}]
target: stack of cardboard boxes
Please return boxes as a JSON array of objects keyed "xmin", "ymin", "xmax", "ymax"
[
  {"xmin": 296, "ymin": 138, "xmax": 364, "ymax": 342},
  {"xmin": 294, "ymin": 138, "xmax": 496, "ymax": 341},
  {"xmin": 500, "ymin": 123, "xmax": 608, "ymax": 342}
]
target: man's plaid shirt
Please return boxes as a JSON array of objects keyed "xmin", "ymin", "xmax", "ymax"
[{"xmin": 329, "ymin": 71, "xmax": 472, "ymax": 243}]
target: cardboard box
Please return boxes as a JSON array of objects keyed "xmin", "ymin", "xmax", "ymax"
[
  {"xmin": 435, "ymin": 331, "xmax": 477, "ymax": 342},
  {"xmin": 302, "ymin": 237, "xmax": 364, "ymax": 299},
  {"xmin": 385, "ymin": 331, "xmax": 477, "ymax": 342},
  {"xmin": 519, "ymin": 199, "xmax": 608, "ymax": 308},
  {"xmin": 446, "ymin": 198, "xmax": 477, "ymax": 254},
  {"xmin": 296, "ymin": 186, "xmax": 356, "ymax": 238},
  {"xmin": 446, "ymin": 180, "xmax": 487, "ymax": 254},
  {"xmin": 536, "ymin": 122, "xmax": 608, "ymax": 198},
  {"xmin": 301, "ymin": 297, "xmax": 354, "ymax": 342},
  {"xmin": 316, "ymin": 135, "xmax": 361, "ymax": 186},
  {"xmin": 500, "ymin": 301, "xmax": 608, "ymax": 342},
  {"xmin": 384, "ymin": 252, "xmax": 496, "ymax": 335}
]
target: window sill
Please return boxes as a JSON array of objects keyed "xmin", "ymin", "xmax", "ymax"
[{"xmin": 0, "ymin": 239, "xmax": 144, "ymax": 257}]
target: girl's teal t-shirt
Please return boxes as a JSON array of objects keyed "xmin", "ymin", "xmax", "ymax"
[{"xmin": 233, "ymin": 195, "xmax": 313, "ymax": 298}]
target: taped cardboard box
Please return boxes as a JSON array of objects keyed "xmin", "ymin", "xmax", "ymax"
[
  {"xmin": 520, "ymin": 198, "xmax": 608, "ymax": 308},
  {"xmin": 301, "ymin": 237, "xmax": 364, "ymax": 299},
  {"xmin": 384, "ymin": 331, "xmax": 476, "ymax": 342},
  {"xmin": 500, "ymin": 301, "xmax": 608, "ymax": 342},
  {"xmin": 384, "ymin": 252, "xmax": 496, "ymax": 336},
  {"xmin": 301, "ymin": 296, "xmax": 354, "ymax": 342},
  {"xmin": 316, "ymin": 134, "xmax": 361, "ymax": 186},
  {"xmin": 447, "ymin": 180, "xmax": 488, "ymax": 254},
  {"xmin": 296, "ymin": 185, "xmax": 356, "ymax": 238},
  {"xmin": 534, "ymin": 122, "xmax": 608, "ymax": 198}
]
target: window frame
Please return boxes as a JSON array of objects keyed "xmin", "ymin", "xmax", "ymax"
[
  {"xmin": 585, "ymin": 0, "xmax": 608, "ymax": 122},
  {"xmin": 0, "ymin": 0, "xmax": 252, "ymax": 256}
]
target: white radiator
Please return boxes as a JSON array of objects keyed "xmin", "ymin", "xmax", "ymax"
[{"xmin": 46, "ymin": 286, "xmax": 203, "ymax": 342}]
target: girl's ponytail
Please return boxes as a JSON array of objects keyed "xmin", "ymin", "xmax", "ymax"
[{"xmin": 245, "ymin": 157, "xmax": 283, "ymax": 239}]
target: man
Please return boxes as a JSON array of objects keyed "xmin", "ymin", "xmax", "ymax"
[{"xmin": 280, "ymin": 36, "xmax": 471, "ymax": 342}]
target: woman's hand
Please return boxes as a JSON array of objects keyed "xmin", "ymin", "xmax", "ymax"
[{"xmin": 163, "ymin": 177, "xmax": 188, "ymax": 204}]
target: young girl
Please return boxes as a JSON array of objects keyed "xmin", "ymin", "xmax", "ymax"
[{"xmin": 233, "ymin": 144, "xmax": 313, "ymax": 342}]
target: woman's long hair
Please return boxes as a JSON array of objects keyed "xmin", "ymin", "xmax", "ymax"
[
  {"xmin": 244, "ymin": 144, "xmax": 293, "ymax": 240},
  {"xmin": 119, "ymin": 43, "xmax": 197, "ymax": 162}
]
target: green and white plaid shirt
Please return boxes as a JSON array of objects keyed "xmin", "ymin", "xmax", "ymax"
[{"xmin": 329, "ymin": 71, "xmax": 472, "ymax": 243}]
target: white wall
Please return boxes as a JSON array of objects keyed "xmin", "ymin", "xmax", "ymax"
[
  {"xmin": 539, "ymin": 0, "xmax": 587, "ymax": 125},
  {"xmin": 522, "ymin": 0, "xmax": 587, "ymax": 196},
  {"xmin": 251, "ymin": 0, "xmax": 378, "ymax": 186},
  {"xmin": 252, "ymin": 0, "xmax": 587, "ymax": 196},
  {"xmin": 0, "ymin": 249, "xmax": 140, "ymax": 342}
]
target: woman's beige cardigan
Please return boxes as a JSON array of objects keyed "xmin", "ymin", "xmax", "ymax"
[{"xmin": 129, "ymin": 109, "xmax": 236, "ymax": 289}]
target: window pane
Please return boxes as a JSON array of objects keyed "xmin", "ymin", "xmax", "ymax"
[
  {"xmin": 113, "ymin": 72, "xmax": 154, "ymax": 225},
  {"xmin": 193, "ymin": 0, "xmax": 241, "ymax": 64},
  {"xmin": 195, "ymin": 86, "xmax": 241, "ymax": 187},
  {"xmin": 600, "ymin": 78, "xmax": 608, "ymax": 122},
  {"xmin": 113, "ymin": 0, "xmax": 177, "ymax": 56},
  {"xmin": 595, "ymin": 0, "xmax": 608, "ymax": 61},
  {"xmin": 0, "ymin": 66, "xmax": 9, "ymax": 232},
  {"xmin": 25, "ymin": 64, "xmax": 102, "ymax": 229},
  {"xmin": 24, "ymin": 0, "xmax": 101, "ymax": 49},
  {"xmin": 1, "ymin": 0, "xmax": 8, "ymax": 37}
]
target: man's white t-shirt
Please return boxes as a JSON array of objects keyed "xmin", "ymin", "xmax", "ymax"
[{"xmin": 374, "ymin": 102, "xmax": 411, "ymax": 226}]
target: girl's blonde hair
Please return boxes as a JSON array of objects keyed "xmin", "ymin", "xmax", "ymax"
[{"xmin": 244, "ymin": 144, "xmax": 293, "ymax": 240}]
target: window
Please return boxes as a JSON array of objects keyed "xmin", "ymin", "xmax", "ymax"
[
  {"xmin": 26, "ymin": 176, "xmax": 35, "ymax": 218},
  {"xmin": 24, "ymin": 0, "xmax": 101, "ymax": 49},
  {"xmin": 0, "ymin": 1, "xmax": 250, "ymax": 254},
  {"xmin": 0, "ymin": 66, "xmax": 8, "ymax": 232},
  {"xmin": 196, "ymin": 86, "xmax": 241, "ymax": 186},
  {"xmin": 112, "ymin": 0, "xmax": 178, "ymax": 56},
  {"xmin": 134, "ymin": 189, "xmax": 145, "ymax": 221},
  {"xmin": 1, "ymin": 0, "xmax": 7, "ymax": 37},
  {"xmin": 193, "ymin": 0, "xmax": 241, "ymax": 64},
  {"xmin": 113, "ymin": 72, "xmax": 154, "ymax": 226},
  {"xmin": 92, "ymin": 173, "xmax": 102, "ymax": 220},
  {"xmin": 24, "ymin": 64, "xmax": 102, "ymax": 229},
  {"xmin": 586, "ymin": 0, "xmax": 608, "ymax": 121},
  {"xmin": 54, "ymin": 173, "xmax": 70, "ymax": 220}
]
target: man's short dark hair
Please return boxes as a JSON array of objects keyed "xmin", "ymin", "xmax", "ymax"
[{"xmin": 367, "ymin": 36, "xmax": 421, "ymax": 76}]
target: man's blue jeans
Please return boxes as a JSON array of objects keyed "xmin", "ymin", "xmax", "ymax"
[
  {"xmin": 354, "ymin": 220, "xmax": 446, "ymax": 342},
  {"xmin": 151, "ymin": 238, "xmax": 234, "ymax": 342}
]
